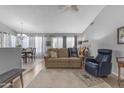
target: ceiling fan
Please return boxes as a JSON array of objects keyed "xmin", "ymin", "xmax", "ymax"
[{"xmin": 59, "ymin": 5, "xmax": 79, "ymax": 12}]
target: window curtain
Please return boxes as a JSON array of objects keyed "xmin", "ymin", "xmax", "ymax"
[
  {"xmin": 3, "ymin": 33, "xmax": 11, "ymax": 47},
  {"xmin": 11, "ymin": 35, "xmax": 17, "ymax": 47},
  {"xmin": 22, "ymin": 36, "xmax": 29, "ymax": 48},
  {"xmin": 16, "ymin": 35, "xmax": 47, "ymax": 58},
  {"xmin": 52, "ymin": 37, "xmax": 63, "ymax": 48},
  {"xmin": 28, "ymin": 36, "xmax": 47, "ymax": 58},
  {"xmin": 42, "ymin": 36, "xmax": 47, "ymax": 56},
  {"xmin": 29, "ymin": 36, "xmax": 35, "ymax": 48},
  {"xmin": 66, "ymin": 37, "xmax": 75, "ymax": 48},
  {"xmin": 35, "ymin": 36, "xmax": 43, "ymax": 58},
  {"xmin": 0, "ymin": 32, "xmax": 2, "ymax": 48}
]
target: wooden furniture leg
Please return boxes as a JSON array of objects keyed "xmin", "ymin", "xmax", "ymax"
[
  {"xmin": 20, "ymin": 74, "xmax": 24, "ymax": 88},
  {"xmin": 118, "ymin": 65, "xmax": 121, "ymax": 87},
  {"xmin": 10, "ymin": 81, "xmax": 13, "ymax": 88}
]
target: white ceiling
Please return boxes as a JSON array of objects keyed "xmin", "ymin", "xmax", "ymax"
[{"xmin": 0, "ymin": 5, "xmax": 105, "ymax": 33}]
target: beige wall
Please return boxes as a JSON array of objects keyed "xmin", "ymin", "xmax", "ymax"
[{"xmin": 83, "ymin": 6, "xmax": 124, "ymax": 77}]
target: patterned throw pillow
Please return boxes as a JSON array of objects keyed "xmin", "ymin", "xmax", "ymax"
[{"xmin": 50, "ymin": 51, "xmax": 57, "ymax": 58}]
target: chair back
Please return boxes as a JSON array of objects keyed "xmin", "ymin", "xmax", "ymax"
[
  {"xmin": 95, "ymin": 49, "xmax": 112, "ymax": 63},
  {"xmin": 33, "ymin": 48, "xmax": 36, "ymax": 55},
  {"xmin": 26, "ymin": 48, "xmax": 33, "ymax": 52}
]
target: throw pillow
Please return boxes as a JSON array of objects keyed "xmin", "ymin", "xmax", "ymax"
[
  {"xmin": 50, "ymin": 51, "xmax": 57, "ymax": 58},
  {"xmin": 68, "ymin": 48, "xmax": 78, "ymax": 57}
]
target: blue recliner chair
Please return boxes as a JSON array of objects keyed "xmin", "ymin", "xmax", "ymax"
[{"xmin": 85, "ymin": 49, "xmax": 112, "ymax": 77}]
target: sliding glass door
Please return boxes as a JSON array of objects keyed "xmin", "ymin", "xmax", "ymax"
[
  {"xmin": 20, "ymin": 35, "xmax": 46, "ymax": 58},
  {"xmin": 11, "ymin": 35, "xmax": 17, "ymax": 47},
  {"xmin": 35, "ymin": 36, "xmax": 43, "ymax": 58}
]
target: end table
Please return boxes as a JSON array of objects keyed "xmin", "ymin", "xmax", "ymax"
[{"xmin": 116, "ymin": 57, "xmax": 124, "ymax": 87}]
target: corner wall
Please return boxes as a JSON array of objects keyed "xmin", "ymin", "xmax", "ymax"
[
  {"xmin": 0, "ymin": 22, "xmax": 16, "ymax": 34},
  {"xmin": 0, "ymin": 48, "xmax": 22, "ymax": 74},
  {"xmin": 83, "ymin": 6, "xmax": 124, "ymax": 77}
]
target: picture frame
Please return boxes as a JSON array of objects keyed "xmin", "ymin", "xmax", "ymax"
[{"xmin": 117, "ymin": 27, "xmax": 124, "ymax": 44}]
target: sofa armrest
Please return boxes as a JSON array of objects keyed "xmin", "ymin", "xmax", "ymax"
[{"xmin": 44, "ymin": 55, "xmax": 49, "ymax": 59}]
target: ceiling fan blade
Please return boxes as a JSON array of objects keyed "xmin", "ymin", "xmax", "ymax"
[
  {"xmin": 71, "ymin": 5, "xmax": 79, "ymax": 11},
  {"xmin": 58, "ymin": 5, "xmax": 79, "ymax": 12}
]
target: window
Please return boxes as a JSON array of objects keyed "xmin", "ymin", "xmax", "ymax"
[
  {"xmin": 11, "ymin": 35, "xmax": 16, "ymax": 47},
  {"xmin": 35, "ymin": 36, "xmax": 42, "ymax": 57},
  {"xmin": 3, "ymin": 33, "xmax": 10, "ymax": 47},
  {"xmin": 58, "ymin": 37, "xmax": 63, "ymax": 48},
  {"xmin": 52, "ymin": 37, "xmax": 57, "ymax": 48},
  {"xmin": 66, "ymin": 37, "xmax": 75, "ymax": 48},
  {"xmin": 22, "ymin": 36, "xmax": 29, "ymax": 48},
  {"xmin": 52, "ymin": 37, "xmax": 63, "ymax": 48},
  {"xmin": 0, "ymin": 32, "xmax": 2, "ymax": 48}
]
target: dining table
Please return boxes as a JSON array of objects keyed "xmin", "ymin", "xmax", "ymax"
[{"xmin": 22, "ymin": 49, "xmax": 33, "ymax": 63}]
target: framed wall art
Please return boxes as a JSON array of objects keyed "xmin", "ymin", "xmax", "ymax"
[{"xmin": 117, "ymin": 27, "xmax": 124, "ymax": 44}]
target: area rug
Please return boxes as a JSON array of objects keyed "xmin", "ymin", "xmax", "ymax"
[{"xmin": 27, "ymin": 69, "xmax": 112, "ymax": 88}]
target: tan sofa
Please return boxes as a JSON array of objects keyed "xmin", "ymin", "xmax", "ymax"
[{"xmin": 44, "ymin": 48, "xmax": 83, "ymax": 68}]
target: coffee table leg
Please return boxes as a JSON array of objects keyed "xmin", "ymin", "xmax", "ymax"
[
  {"xmin": 118, "ymin": 66, "xmax": 121, "ymax": 87},
  {"xmin": 20, "ymin": 74, "xmax": 24, "ymax": 88}
]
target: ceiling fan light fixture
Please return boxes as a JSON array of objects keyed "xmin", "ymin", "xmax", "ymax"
[{"xmin": 59, "ymin": 5, "xmax": 79, "ymax": 12}]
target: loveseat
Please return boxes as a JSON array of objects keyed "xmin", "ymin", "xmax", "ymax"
[{"xmin": 44, "ymin": 48, "xmax": 83, "ymax": 68}]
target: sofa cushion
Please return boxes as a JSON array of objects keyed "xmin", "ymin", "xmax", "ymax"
[
  {"xmin": 46, "ymin": 58, "xmax": 58, "ymax": 63},
  {"xmin": 57, "ymin": 58, "xmax": 69, "ymax": 62},
  {"xmin": 48, "ymin": 48, "xmax": 58, "ymax": 57},
  {"xmin": 50, "ymin": 51, "xmax": 57, "ymax": 58},
  {"xmin": 68, "ymin": 57, "xmax": 82, "ymax": 62},
  {"xmin": 47, "ymin": 58, "xmax": 69, "ymax": 63},
  {"xmin": 58, "ymin": 48, "xmax": 68, "ymax": 58}
]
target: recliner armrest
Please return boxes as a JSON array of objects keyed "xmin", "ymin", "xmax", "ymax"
[
  {"xmin": 86, "ymin": 58, "xmax": 97, "ymax": 63},
  {"xmin": 98, "ymin": 62, "xmax": 112, "ymax": 76},
  {"xmin": 99, "ymin": 62, "xmax": 111, "ymax": 67}
]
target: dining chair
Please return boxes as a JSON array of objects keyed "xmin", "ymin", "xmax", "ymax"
[
  {"xmin": 26, "ymin": 48, "xmax": 33, "ymax": 62},
  {"xmin": 21, "ymin": 48, "xmax": 26, "ymax": 63},
  {"xmin": 33, "ymin": 48, "xmax": 36, "ymax": 61}
]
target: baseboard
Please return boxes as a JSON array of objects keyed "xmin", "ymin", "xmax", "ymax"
[
  {"xmin": 112, "ymin": 72, "xmax": 118, "ymax": 77},
  {"xmin": 112, "ymin": 71, "xmax": 124, "ymax": 79}
]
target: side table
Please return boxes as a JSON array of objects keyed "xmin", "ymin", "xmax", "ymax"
[{"xmin": 116, "ymin": 57, "xmax": 124, "ymax": 87}]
